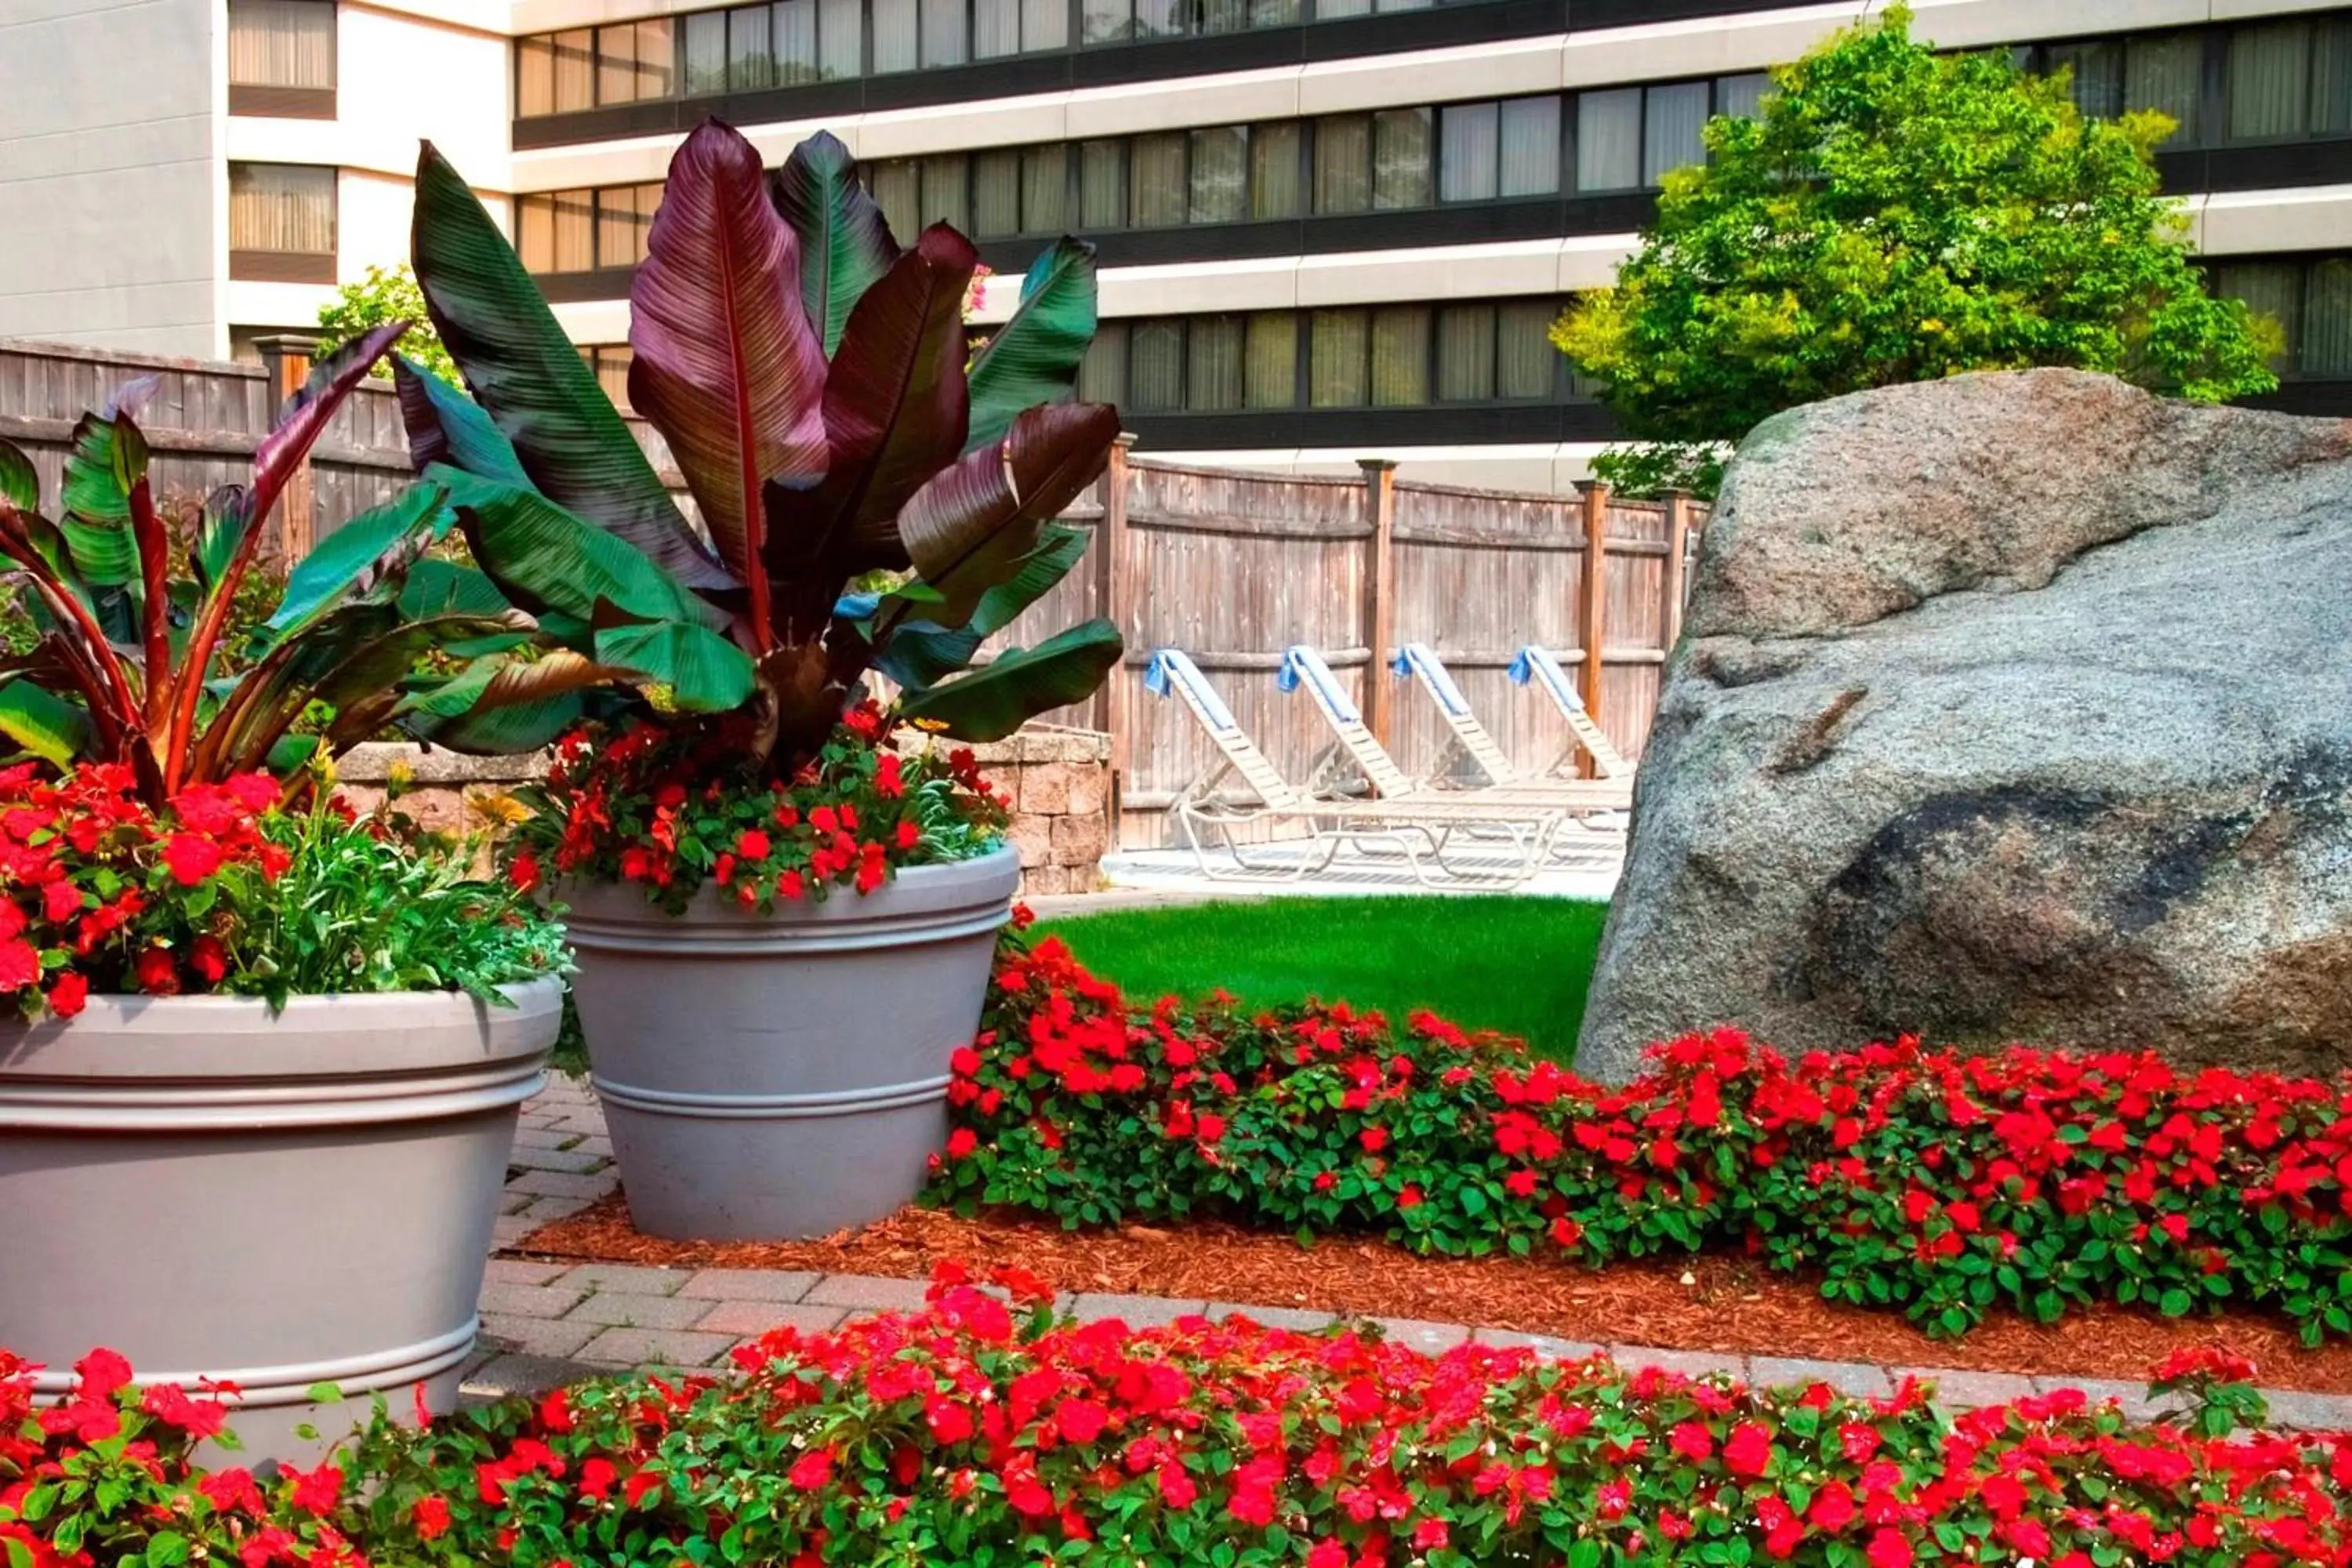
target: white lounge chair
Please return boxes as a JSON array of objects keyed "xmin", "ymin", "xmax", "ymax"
[
  {"xmin": 1277, "ymin": 645, "xmax": 1629, "ymax": 815},
  {"xmin": 1144, "ymin": 648, "xmax": 1565, "ymax": 887},
  {"xmin": 1509, "ymin": 644, "xmax": 1635, "ymax": 780},
  {"xmin": 1391, "ymin": 642, "xmax": 1632, "ymax": 812}
]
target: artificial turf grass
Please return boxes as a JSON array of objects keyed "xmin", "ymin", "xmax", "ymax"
[{"xmin": 1036, "ymin": 895, "xmax": 1608, "ymax": 1061}]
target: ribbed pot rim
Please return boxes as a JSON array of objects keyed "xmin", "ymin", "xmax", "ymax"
[
  {"xmin": 0, "ymin": 978, "xmax": 563, "ymax": 1127},
  {"xmin": 558, "ymin": 844, "xmax": 1020, "ymax": 955}
]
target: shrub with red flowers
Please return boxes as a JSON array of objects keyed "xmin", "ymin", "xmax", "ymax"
[
  {"xmin": 0, "ymin": 1346, "xmax": 364, "ymax": 1568},
  {"xmin": 510, "ymin": 702, "xmax": 1011, "ymax": 915},
  {"xmin": 267, "ymin": 1269, "xmax": 2352, "ymax": 1566},
  {"xmin": 931, "ymin": 933, "xmax": 2352, "ymax": 1342},
  {"xmin": 0, "ymin": 760, "xmax": 562, "ymax": 1016},
  {"xmin": 9, "ymin": 1283, "xmax": 2348, "ymax": 1567}
]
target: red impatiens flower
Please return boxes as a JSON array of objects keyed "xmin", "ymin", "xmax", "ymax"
[
  {"xmin": 162, "ymin": 833, "xmax": 224, "ymax": 886},
  {"xmin": 41, "ymin": 880, "xmax": 83, "ymax": 924},
  {"xmin": 0, "ymin": 937, "xmax": 38, "ymax": 993},
  {"xmin": 736, "ymin": 829, "xmax": 771, "ymax": 861},
  {"xmin": 188, "ymin": 934, "xmax": 229, "ymax": 987},
  {"xmin": 283, "ymin": 1462, "xmax": 343, "ymax": 1515},
  {"xmin": 134, "ymin": 946, "xmax": 179, "ymax": 996},
  {"xmin": 508, "ymin": 851, "xmax": 542, "ymax": 894},
  {"xmin": 412, "ymin": 1494, "xmax": 453, "ymax": 1539},
  {"xmin": 45, "ymin": 971, "xmax": 89, "ymax": 1018},
  {"xmin": 1722, "ymin": 1421, "xmax": 1774, "ymax": 1477}
]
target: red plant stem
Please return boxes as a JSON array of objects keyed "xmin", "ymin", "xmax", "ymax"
[{"xmin": 129, "ymin": 479, "xmax": 172, "ymax": 733}]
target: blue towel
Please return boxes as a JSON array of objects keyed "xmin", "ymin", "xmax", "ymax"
[
  {"xmin": 1145, "ymin": 649, "xmax": 1240, "ymax": 732},
  {"xmin": 1400, "ymin": 644, "xmax": 1472, "ymax": 717},
  {"xmin": 1278, "ymin": 647, "xmax": 1363, "ymax": 725}
]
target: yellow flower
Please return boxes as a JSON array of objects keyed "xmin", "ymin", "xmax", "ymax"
[
  {"xmin": 1919, "ymin": 318, "xmax": 1944, "ymax": 334},
  {"xmin": 911, "ymin": 717, "xmax": 951, "ymax": 733},
  {"xmin": 470, "ymin": 793, "xmax": 533, "ymax": 829}
]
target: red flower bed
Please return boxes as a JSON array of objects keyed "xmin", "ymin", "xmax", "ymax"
[
  {"xmin": 0, "ymin": 762, "xmax": 286, "ymax": 1016},
  {"xmin": 510, "ymin": 705, "xmax": 1011, "ymax": 912},
  {"xmin": 10, "ymin": 1281, "xmax": 2352, "ymax": 1567},
  {"xmin": 930, "ymin": 934, "xmax": 2352, "ymax": 1341}
]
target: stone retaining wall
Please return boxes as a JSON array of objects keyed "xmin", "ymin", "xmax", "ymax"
[{"xmin": 332, "ymin": 725, "xmax": 1113, "ymax": 898}]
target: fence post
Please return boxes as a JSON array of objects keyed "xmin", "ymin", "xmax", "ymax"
[
  {"xmin": 1099, "ymin": 434, "xmax": 1136, "ymax": 832},
  {"xmin": 252, "ymin": 333, "xmax": 319, "ymax": 558},
  {"xmin": 1661, "ymin": 487, "xmax": 1692, "ymax": 654},
  {"xmin": 1573, "ymin": 478, "xmax": 1610, "ymax": 768},
  {"xmin": 1359, "ymin": 457, "xmax": 1398, "ymax": 746}
]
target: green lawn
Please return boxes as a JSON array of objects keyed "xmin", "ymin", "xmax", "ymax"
[{"xmin": 1036, "ymin": 895, "xmax": 1609, "ymax": 1059}]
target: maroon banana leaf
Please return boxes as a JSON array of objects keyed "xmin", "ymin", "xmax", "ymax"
[
  {"xmin": 762, "ymin": 224, "xmax": 978, "ymax": 634},
  {"xmin": 165, "ymin": 321, "xmax": 407, "ymax": 790},
  {"xmin": 893, "ymin": 402, "xmax": 1122, "ymax": 630},
  {"xmin": 627, "ymin": 119, "xmax": 829, "ymax": 648}
]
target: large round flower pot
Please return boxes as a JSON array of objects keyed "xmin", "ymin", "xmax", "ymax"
[
  {"xmin": 0, "ymin": 981, "xmax": 561, "ymax": 1463},
  {"xmin": 563, "ymin": 846, "xmax": 1019, "ymax": 1241}
]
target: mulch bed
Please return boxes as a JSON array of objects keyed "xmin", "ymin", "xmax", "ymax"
[{"xmin": 516, "ymin": 1195, "xmax": 2352, "ymax": 1394}]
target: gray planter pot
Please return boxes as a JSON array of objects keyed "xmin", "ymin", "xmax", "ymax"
[
  {"xmin": 564, "ymin": 845, "xmax": 1019, "ymax": 1240},
  {"xmin": 0, "ymin": 981, "xmax": 561, "ymax": 1463}
]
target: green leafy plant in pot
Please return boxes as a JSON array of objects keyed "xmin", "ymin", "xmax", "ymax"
[
  {"xmin": 0, "ymin": 326, "xmax": 568, "ymax": 1459},
  {"xmin": 403, "ymin": 119, "xmax": 1123, "ymax": 1240}
]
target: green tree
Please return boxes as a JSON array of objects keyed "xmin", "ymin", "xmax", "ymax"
[
  {"xmin": 1553, "ymin": 5, "xmax": 2281, "ymax": 498},
  {"xmin": 317, "ymin": 263, "xmax": 457, "ymax": 382}
]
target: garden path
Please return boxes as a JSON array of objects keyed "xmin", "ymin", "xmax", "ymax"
[{"xmin": 471, "ymin": 1077, "xmax": 2352, "ymax": 1429}]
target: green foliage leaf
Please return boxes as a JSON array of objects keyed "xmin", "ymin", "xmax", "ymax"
[
  {"xmin": 0, "ymin": 437, "xmax": 39, "ymax": 513},
  {"xmin": 430, "ymin": 466, "xmax": 727, "ymax": 635},
  {"xmin": 0, "ymin": 678, "xmax": 93, "ymax": 767},
  {"xmin": 897, "ymin": 618, "xmax": 1121, "ymax": 739},
  {"xmin": 410, "ymin": 140, "xmax": 734, "ymax": 593},
  {"xmin": 591, "ymin": 618, "xmax": 757, "ymax": 713},
  {"xmin": 394, "ymin": 357, "xmax": 533, "ymax": 487},
  {"xmin": 770, "ymin": 129, "xmax": 900, "ymax": 358},
  {"xmin": 964, "ymin": 238, "xmax": 1099, "ymax": 453},
  {"xmin": 256, "ymin": 483, "xmax": 449, "ymax": 653},
  {"xmin": 873, "ymin": 523, "xmax": 1088, "ymax": 690}
]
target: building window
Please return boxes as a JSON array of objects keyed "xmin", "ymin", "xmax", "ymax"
[
  {"xmin": 2213, "ymin": 255, "xmax": 2352, "ymax": 379},
  {"xmin": 1439, "ymin": 96, "xmax": 1560, "ymax": 202},
  {"xmin": 228, "ymin": 163, "xmax": 336, "ymax": 284},
  {"xmin": 517, "ymin": 183, "xmax": 661, "ymax": 274},
  {"xmin": 227, "ymin": 0, "xmax": 336, "ymax": 117}
]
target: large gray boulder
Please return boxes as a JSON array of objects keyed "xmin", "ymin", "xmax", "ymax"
[{"xmin": 1576, "ymin": 368, "xmax": 2352, "ymax": 1081}]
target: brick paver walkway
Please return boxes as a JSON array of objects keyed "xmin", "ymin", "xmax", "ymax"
[{"xmin": 473, "ymin": 1078, "xmax": 2352, "ymax": 1429}]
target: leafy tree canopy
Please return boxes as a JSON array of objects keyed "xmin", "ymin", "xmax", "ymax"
[
  {"xmin": 1554, "ymin": 4, "xmax": 2283, "ymax": 497},
  {"xmin": 318, "ymin": 264, "xmax": 456, "ymax": 383}
]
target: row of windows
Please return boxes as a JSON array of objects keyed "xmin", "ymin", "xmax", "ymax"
[
  {"xmin": 515, "ymin": 0, "xmax": 1487, "ymax": 111},
  {"xmin": 1073, "ymin": 299, "xmax": 1584, "ymax": 412},
  {"xmin": 2030, "ymin": 15, "xmax": 2352, "ymax": 148},
  {"xmin": 514, "ymin": 76, "xmax": 1765, "ymax": 275}
]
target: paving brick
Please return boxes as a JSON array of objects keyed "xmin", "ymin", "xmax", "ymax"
[
  {"xmin": 479, "ymin": 1313, "xmax": 601, "ymax": 1359},
  {"xmin": 574, "ymin": 1327, "xmax": 736, "ymax": 1369},
  {"xmin": 677, "ymin": 1269, "xmax": 819, "ymax": 1303},
  {"xmin": 1896, "ymin": 1367, "xmax": 2036, "ymax": 1409},
  {"xmin": 479, "ymin": 1280, "xmax": 590, "ymax": 1319},
  {"xmin": 518, "ymin": 1196, "xmax": 593, "ymax": 1225},
  {"xmin": 2259, "ymin": 1388, "xmax": 2352, "ymax": 1431},
  {"xmin": 1208, "ymin": 1302, "xmax": 1336, "ymax": 1332},
  {"xmin": 496, "ymin": 1190, "xmax": 535, "ymax": 1216},
  {"xmin": 491, "ymin": 1215, "xmax": 538, "ymax": 1248},
  {"xmin": 1475, "ymin": 1328, "xmax": 1602, "ymax": 1361},
  {"xmin": 511, "ymin": 1127, "xmax": 573, "ymax": 1150},
  {"xmin": 510, "ymin": 1169, "xmax": 617, "ymax": 1200},
  {"xmin": 1610, "ymin": 1344, "xmax": 1749, "ymax": 1382},
  {"xmin": 507, "ymin": 1145, "xmax": 609, "ymax": 1174},
  {"xmin": 485, "ymin": 1258, "xmax": 572, "ymax": 1287},
  {"xmin": 804, "ymin": 1275, "xmax": 934, "ymax": 1312},
  {"xmin": 1069, "ymin": 1292, "xmax": 1210, "ymax": 1328},
  {"xmin": 575, "ymin": 1137, "xmax": 614, "ymax": 1158},
  {"xmin": 567, "ymin": 1290, "xmax": 715, "ymax": 1330},
  {"xmin": 554, "ymin": 1263, "xmax": 688, "ymax": 1295},
  {"xmin": 695, "ymin": 1301, "xmax": 848, "ymax": 1337},
  {"xmin": 464, "ymin": 1353, "xmax": 602, "ymax": 1399},
  {"xmin": 1369, "ymin": 1318, "xmax": 1470, "ymax": 1354},
  {"xmin": 1751, "ymin": 1357, "xmax": 1893, "ymax": 1399}
]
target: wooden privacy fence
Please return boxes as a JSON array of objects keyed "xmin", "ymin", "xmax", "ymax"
[
  {"xmin": 997, "ymin": 442, "xmax": 1708, "ymax": 848},
  {"xmin": 0, "ymin": 337, "xmax": 1707, "ymax": 851}
]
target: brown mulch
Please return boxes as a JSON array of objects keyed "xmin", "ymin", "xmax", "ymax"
[{"xmin": 517, "ymin": 1196, "xmax": 2352, "ymax": 1393}]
